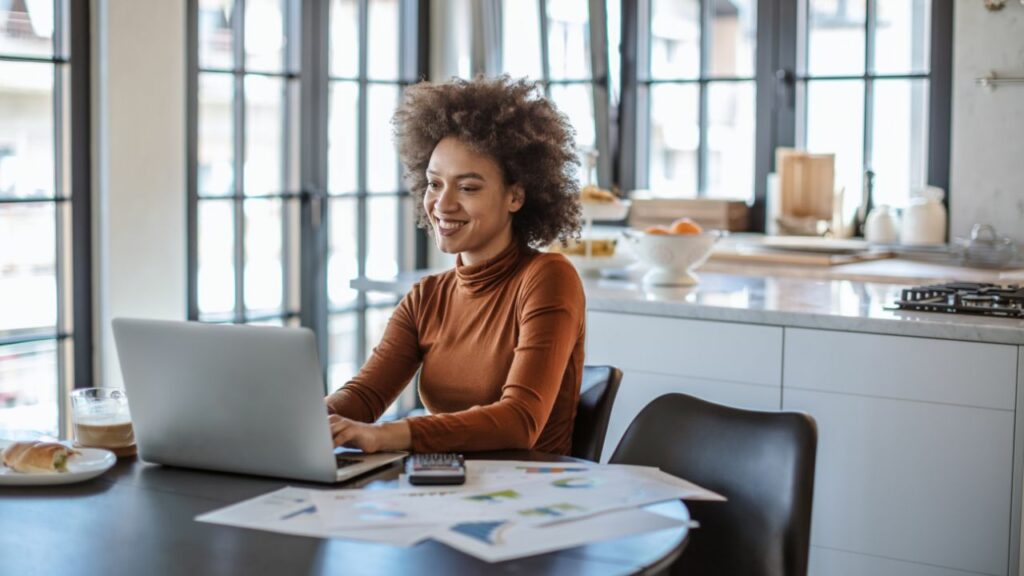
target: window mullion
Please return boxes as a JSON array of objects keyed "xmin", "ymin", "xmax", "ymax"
[
  {"xmin": 299, "ymin": 0, "xmax": 330, "ymax": 382},
  {"xmin": 697, "ymin": 0, "xmax": 712, "ymax": 197},
  {"xmin": 538, "ymin": 0, "xmax": 551, "ymax": 98},
  {"xmin": 587, "ymin": 0, "xmax": 612, "ymax": 190},
  {"xmin": 398, "ymin": 0, "xmax": 417, "ymax": 272},
  {"xmin": 234, "ymin": 0, "xmax": 247, "ymax": 324},
  {"xmin": 862, "ymin": 0, "xmax": 877, "ymax": 218},
  {"xmin": 635, "ymin": 0, "xmax": 652, "ymax": 190},
  {"xmin": 927, "ymin": 0, "xmax": 952, "ymax": 196},
  {"xmin": 187, "ymin": 0, "xmax": 200, "ymax": 321},
  {"xmin": 355, "ymin": 0, "xmax": 370, "ymax": 366},
  {"xmin": 281, "ymin": 0, "xmax": 298, "ymax": 321},
  {"xmin": 51, "ymin": 0, "xmax": 71, "ymax": 437},
  {"xmin": 69, "ymin": 0, "xmax": 93, "ymax": 388},
  {"xmin": 616, "ymin": 0, "xmax": 640, "ymax": 192}
]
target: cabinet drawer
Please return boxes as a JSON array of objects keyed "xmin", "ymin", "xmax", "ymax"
[
  {"xmin": 587, "ymin": 312, "xmax": 783, "ymax": 387},
  {"xmin": 786, "ymin": 389, "xmax": 1012, "ymax": 576},
  {"xmin": 784, "ymin": 328, "xmax": 1017, "ymax": 410},
  {"xmin": 602, "ymin": 371, "xmax": 782, "ymax": 462}
]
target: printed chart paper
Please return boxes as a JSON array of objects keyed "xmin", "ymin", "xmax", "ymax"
[{"xmin": 196, "ymin": 461, "xmax": 718, "ymax": 561}]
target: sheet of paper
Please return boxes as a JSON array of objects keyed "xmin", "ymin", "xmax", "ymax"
[
  {"xmin": 309, "ymin": 486, "xmax": 495, "ymax": 530},
  {"xmin": 405, "ymin": 460, "xmax": 724, "ymax": 502},
  {"xmin": 195, "ymin": 486, "xmax": 434, "ymax": 546},
  {"xmin": 315, "ymin": 465, "xmax": 715, "ymax": 530},
  {"xmin": 609, "ymin": 465, "xmax": 726, "ymax": 501},
  {"xmin": 195, "ymin": 462, "xmax": 720, "ymax": 558},
  {"xmin": 431, "ymin": 507, "xmax": 689, "ymax": 563}
]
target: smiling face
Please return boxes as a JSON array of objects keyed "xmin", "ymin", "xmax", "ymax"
[{"xmin": 424, "ymin": 137, "xmax": 524, "ymax": 265}]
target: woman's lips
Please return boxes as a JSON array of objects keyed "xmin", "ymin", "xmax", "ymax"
[{"xmin": 434, "ymin": 217, "xmax": 467, "ymax": 237}]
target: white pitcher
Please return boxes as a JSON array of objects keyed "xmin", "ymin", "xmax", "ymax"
[{"xmin": 900, "ymin": 186, "xmax": 947, "ymax": 245}]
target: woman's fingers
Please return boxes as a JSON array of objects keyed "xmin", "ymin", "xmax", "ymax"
[
  {"xmin": 326, "ymin": 415, "xmax": 382, "ymax": 452},
  {"xmin": 329, "ymin": 416, "xmax": 354, "ymax": 446}
]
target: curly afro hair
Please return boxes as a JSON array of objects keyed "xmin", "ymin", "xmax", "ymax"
[{"xmin": 391, "ymin": 75, "xmax": 581, "ymax": 248}]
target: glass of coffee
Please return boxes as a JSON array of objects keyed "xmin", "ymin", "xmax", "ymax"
[{"xmin": 70, "ymin": 388, "xmax": 136, "ymax": 457}]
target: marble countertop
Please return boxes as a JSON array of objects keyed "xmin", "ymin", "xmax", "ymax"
[{"xmin": 352, "ymin": 264, "xmax": 1024, "ymax": 346}]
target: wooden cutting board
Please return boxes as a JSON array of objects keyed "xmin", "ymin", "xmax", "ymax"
[{"xmin": 710, "ymin": 246, "xmax": 894, "ymax": 267}]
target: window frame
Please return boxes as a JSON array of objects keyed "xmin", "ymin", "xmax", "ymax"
[
  {"xmin": 186, "ymin": 0, "xmax": 302, "ymax": 328},
  {"xmin": 186, "ymin": 0, "xmax": 428, "ymax": 391},
  {"xmin": 318, "ymin": 0, "xmax": 427, "ymax": 391},
  {"xmin": 787, "ymin": 0, "xmax": 952, "ymax": 218},
  {"xmin": 619, "ymin": 0, "xmax": 953, "ymax": 233},
  {"xmin": 0, "ymin": 0, "xmax": 92, "ymax": 439},
  {"xmin": 488, "ymin": 0, "xmax": 614, "ymax": 189}
]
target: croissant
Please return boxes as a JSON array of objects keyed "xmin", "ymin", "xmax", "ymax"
[{"xmin": 2, "ymin": 441, "xmax": 79, "ymax": 473}]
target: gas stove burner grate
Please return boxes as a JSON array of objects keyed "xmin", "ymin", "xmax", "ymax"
[{"xmin": 894, "ymin": 282, "xmax": 1024, "ymax": 318}]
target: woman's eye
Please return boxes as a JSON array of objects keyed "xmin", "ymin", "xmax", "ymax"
[{"xmin": 460, "ymin": 187, "xmax": 478, "ymax": 193}]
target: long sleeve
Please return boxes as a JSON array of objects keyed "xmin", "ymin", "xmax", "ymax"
[
  {"xmin": 406, "ymin": 257, "xmax": 584, "ymax": 452},
  {"xmin": 324, "ymin": 285, "xmax": 423, "ymax": 423}
]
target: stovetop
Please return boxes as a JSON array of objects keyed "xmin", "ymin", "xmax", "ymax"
[{"xmin": 893, "ymin": 283, "xmax": 1024, "ymax": 318}]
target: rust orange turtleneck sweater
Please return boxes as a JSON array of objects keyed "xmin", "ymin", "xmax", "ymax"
[{"xmin": 325, "ymin": 240, "xmax": 586, "ymax": 454}]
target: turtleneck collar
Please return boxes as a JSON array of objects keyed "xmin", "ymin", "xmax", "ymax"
[{"xmin": 454, "ymin": 240, "xmax": 527, "ymax": 295}]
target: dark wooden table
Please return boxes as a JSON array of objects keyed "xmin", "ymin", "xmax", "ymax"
[{"xmin": 0, "ymin": 451, "xmax": 688, "ymax": 576}]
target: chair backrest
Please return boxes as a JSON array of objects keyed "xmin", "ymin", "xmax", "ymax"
[
  {"xmin": 571, "ymin": 365, "xmax": 623, "ymax": 462},
  {"xmin": 610, "ymin": 393, "xmax": 817, "ymax": 576}
]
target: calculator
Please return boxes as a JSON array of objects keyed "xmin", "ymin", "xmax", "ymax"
[{"xmin": 406, "ymin": 453, "xmax": 466, "ymax": 485}]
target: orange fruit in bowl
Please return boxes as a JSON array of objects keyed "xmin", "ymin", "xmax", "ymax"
[
  {"xmin": 643, "ymin": 225, "xmax": 670, "ymax": 235},
  {"xmin": 668, "ymin": 218, "xmax": 703, "ymax": 235}
]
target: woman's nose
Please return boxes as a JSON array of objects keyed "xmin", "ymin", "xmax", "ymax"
[{"xmin": 435, "ymin": 185, "xmax": 458, "ymax": 212}]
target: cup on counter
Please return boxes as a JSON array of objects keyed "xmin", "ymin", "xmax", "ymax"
[{"xmin": 70, "ymin": 388, "xmax": 137, "ymax": 457}]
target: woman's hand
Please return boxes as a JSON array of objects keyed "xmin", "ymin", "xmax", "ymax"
[{"xmin": 328, "ymin": 415, "xmax": 411, "ymax": 453}]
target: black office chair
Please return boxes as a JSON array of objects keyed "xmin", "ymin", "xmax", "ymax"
[
  {"xmin": 610, "ymin": 393, "xmax": 818, "ymax": 576},
  {"xmin": 571, "ymin": 365, "xmax": 623, "ymax": 462}
]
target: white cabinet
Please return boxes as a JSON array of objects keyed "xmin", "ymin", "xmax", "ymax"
[
  {"xmin": 587, "ymin": 314, "xmax": 1021, "ymax": 575},
  {"xmin": 784, "ymin": 328, "xmax": 1018, "ymax": 576},
  {"xmin": 586, "ymin": 311, "xmax": 782, "ymax": 461}
]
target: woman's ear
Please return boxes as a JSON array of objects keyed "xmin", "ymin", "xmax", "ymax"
[{"xmin": 508, "ymin": 184, "xmax": 525, "ymax": 213}]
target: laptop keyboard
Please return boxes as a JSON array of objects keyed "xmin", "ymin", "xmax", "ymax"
[{"xmin": 335, "ymin": 455, "xmax": 362, "ymax": 469}]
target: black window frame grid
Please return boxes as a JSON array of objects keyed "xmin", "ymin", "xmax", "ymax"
[
  {"xmin": 0, "ymin": 0, "xmax": 92, "ymax": 439},
  {"xmin": 187, "ymin": 0, "xmax": 303, "ymax": 328},
  {"xmin": 633, "ymin": 0, "xmax": 760, "ymax": 201},
  {"xmin": 488, "ymin": 0, "xmax": 614, "ymax": 190},
  {"xmin": 324, "ymin": 0, "xmax": 419, "ymax": 389},
  {"xmin": 619, "ymin": 0, "xmax": 952, "ymax": 233},
  {"xmin": 188, "ymin": 0, "xmax": 428, "ymax": 392},
  {"xmin": 788, "ymin": 0, "xmax": 952, "ymax": 220}
]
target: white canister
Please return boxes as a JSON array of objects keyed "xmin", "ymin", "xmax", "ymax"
[
  {"xmin": 864, "ymin": 205, "xmax": 901, "ymax": 244},
  {"xmin": 900, "ymin": 186, "xmax": 947, "ymax": 245}
]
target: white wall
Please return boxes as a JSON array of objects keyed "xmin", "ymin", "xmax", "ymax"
[
  {"xmin": 92, "ymin": 0, "xmax": 187, "ymax": 388},
  {"xmin": 950, "ymin": 2, "xmax": 1024, "ymax": 244}
]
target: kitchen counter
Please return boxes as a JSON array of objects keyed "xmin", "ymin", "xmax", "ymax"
[{"xmin": 353, "ymin": 262, "xmax": 1024, "ymax": 346}]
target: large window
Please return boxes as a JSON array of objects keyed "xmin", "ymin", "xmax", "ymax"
[
  {"xmin": 191, "ymin": 0, "xmax": 301, "ymax": 327},
  {"xmin": 188, "ymin": 0, "xmax": 424, "ymax": 404},
  {"xmin": 638, "ymin": 0, "xmax": 757, "ymax": 201},
  {"xmin": 796, "ymin": 0, "xmax": 938, "ymax": 212},
  {"xmin": 0, "ymin": 0, "xmax": 90, "ymax": 439},
  {"xmin": 325, "ymin": 0, "xmax": 419, "ymax": 393},
  {"xmin": 497, "ymin": 0, "xmax": 613, "ymax": 188},
  {"xmin": 620, "ymin": 0, "xmax": 949, "ymax": 229}
]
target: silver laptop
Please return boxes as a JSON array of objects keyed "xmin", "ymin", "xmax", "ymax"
[{"xmin": 111, "ymin": 318, "xmax": 406, "ymax": 483}]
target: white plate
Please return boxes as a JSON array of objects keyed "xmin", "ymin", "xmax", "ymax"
[{"xmin": 0, "ymin": 446, "xmax": 117, "ymax": 486}]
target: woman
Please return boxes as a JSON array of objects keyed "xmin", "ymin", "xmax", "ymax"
[{"xmin": 325, "ymin": 75, "xmax": 585, "ymax": 455}]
